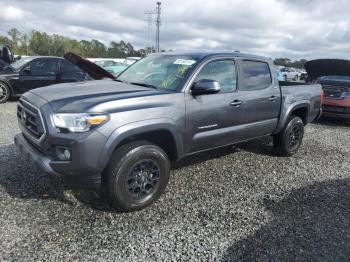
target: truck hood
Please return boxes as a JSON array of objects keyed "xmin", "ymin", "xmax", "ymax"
[
  {"xmin": 64, "ymin": 52, "xmax": 116, "ymax": 80},
  {"xmin": 28, "ymin": 80, "xmax": 167, "ymax": 112},
  {"xmin": 305, "ymin": 59, "xmax": 350, "ymax": 79}
]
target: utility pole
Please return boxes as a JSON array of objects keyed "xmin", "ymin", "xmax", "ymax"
[
  {"xmin": 156, "ymin": 2, "xmax": 161, "ymax": 52},
  {"xmin": 144, "ymin": 11, "xmax": 155, "ymax": 54}
]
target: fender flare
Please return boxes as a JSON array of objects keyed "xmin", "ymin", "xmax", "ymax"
[
  {"xmin": 97, "ymin": 118, "xmax": 184, "ymax": 170},
  {"xmin": 274, "ymin": 101, "xmax": 310, "ymax": 134}
]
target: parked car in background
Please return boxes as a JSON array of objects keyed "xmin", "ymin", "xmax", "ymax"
[
  {"xmin": 305, "ymin": 59, "xmax": 350, "ymax": 120},
  {"xmin": 276, "ymin": 68, "xmax": 285, "ymax": 81},
  {"xmin": 0, "ymin": 56, "xmax": 92, "ymax": 103},
  {"xmin": 14, "ymin": 51, "xmax": 322, "ymax": 211},
  {"xmin": 104, "ymin": 56, "xmax": 141, "ymax": 76},
  {"xmin": 280, "ymin": 67, "xmax": 300, "ymax": 81},
  {"xmin": 95, "ymin": 60, "xmax": 121, "ymax": 68},
  {"xmin": 300, "ymin": 70, "xmax": 308, "ymax": 81}
]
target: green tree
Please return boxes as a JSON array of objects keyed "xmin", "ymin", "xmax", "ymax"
[
  {"xmin": 1, "ymin": 28, "xmax": 144, "ymax": 58},
  {"xmin": 7, "ymin": 28, "xmax": 21, "ymax": 52}
]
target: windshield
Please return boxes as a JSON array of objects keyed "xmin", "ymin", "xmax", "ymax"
[
  {"xmin": 10, "ymin": 57, "xmax": 34, "ymax": 70},
  {"xmin": 123, "ymin": 58, "xmax": 138, "ymax": 66},
  {"xmin": 117, "ymin": 55, "xmax": 199, "ymax": 91}
]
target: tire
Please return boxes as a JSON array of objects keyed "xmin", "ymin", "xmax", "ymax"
[
  {"xmin": 0, "ymin": 82, "xmax": 10, "ymax": 104},
  {"xmin": 293, "ymin": 75, "xmax": 299, "ymax": 81},
  {"xmin": 283, "ymin": 75, "xmax": 288, "ymax": 81},
  {"xmin": 103, "ymin": 140, "xmax": 170, "ymax": 212},
  {"xmin": 273, "ymin": 115, "xmax": 304, "ymax": 156}
]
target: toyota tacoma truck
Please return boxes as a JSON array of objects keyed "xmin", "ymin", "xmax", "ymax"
[{"xmin": 14, "ymin": 51, "xmax": 322, "ymax": 212}]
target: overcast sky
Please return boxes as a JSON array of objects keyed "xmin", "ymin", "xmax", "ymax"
[{"xmin": 1, "ymin": 0, "xmax": 350, "ymax": 60}]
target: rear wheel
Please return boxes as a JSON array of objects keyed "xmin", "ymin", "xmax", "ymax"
[
  {"xmin": 273, "ymin": 115, "xmax": 304, "ymax": 156},
  {"xmin": 0, "ymin": 82, "xmax": 10, "ymax": 104},
  {"xmin": 103, "ymin": 141, "xmax": 170, "ymax": 212}
]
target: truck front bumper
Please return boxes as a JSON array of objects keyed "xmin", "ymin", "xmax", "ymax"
[{"xmin": 14, "ymin": 133, "xmax": 101, "ymax": 189}]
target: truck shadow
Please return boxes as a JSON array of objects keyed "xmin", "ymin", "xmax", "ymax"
[
  {"xmin": 173, "ymin": 136, "xmax": 277, "ymax": 170},
  {"xmin": 222, "ymin": 178, "xmax": 350, "ymax": 261},
  {"xmin": 314, "ymin": 116, "xmax": 350, "ymax": 127},
  {"xmin": 0, "ymin": 138, "xmax": 278, "ymax": 212},
  {"xmin": 0, "ymin": 144, "xmax": 112, "ymax": 211}
]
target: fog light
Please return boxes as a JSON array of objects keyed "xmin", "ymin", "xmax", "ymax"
[{"xmin": 56, "ymin": 147, "xmax": 72, "ymax": 161}]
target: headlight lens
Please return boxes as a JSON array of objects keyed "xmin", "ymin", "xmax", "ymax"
[{"xmin": 52, "ymin": 113, "xmax": 108, "ymax": 132}]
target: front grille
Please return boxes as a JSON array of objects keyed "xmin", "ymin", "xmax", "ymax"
[{"xmin": 17, "ymin": 99, "xmax": 46, "ymax": 141}]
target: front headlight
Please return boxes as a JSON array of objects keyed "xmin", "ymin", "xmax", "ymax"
[{"xmin": 52, "ymin": 113, "xmax": 109, "ymax": 132}]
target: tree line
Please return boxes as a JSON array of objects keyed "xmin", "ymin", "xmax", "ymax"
[
  {"xmin": 0, "ymin": 28, "xmax": 148, "ymax": 58},
  {"xmin": 1, "ymin": 28, "xmax": 307, "ymax": 67},
  {"xmin": 273, "ymin": 58, "xmax": 307, "ymax": 69}
]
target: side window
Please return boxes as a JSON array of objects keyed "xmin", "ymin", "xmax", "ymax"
[
  {"xmin": 30, "ymin": 59, "xmax": 57, "ymax": 75},
  {"xmin": 240, "ymin": 61, "xmax": 272, "ymax": 91},
  {"xmin": 195, "ymin": 60, "xmax": 236, "ymax": 93},
  {"xmin": 60, "ymin": 59, "xmax": 83, "ymax": 73}
]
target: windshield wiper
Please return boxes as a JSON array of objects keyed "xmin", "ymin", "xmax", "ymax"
[{"xmin": 129, "ymin": 82, "xmax": 158, "ymax": 89}]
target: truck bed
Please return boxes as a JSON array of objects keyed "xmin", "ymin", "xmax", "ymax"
[{"xmin": 274, "ymin": 81, "xmax": 322, "ymax": 133}]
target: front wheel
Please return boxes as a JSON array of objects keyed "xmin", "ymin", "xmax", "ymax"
[
  {"xmin": 0, "ymin": 82, "xmax": 10, "ymax": 104},
  {"xmin": 103, "ymin": 141, "xmax": 170, "ymax": 212},
  {"xmin": 273, "ymin": 115, "xmax": 304, "ymax": 156}
]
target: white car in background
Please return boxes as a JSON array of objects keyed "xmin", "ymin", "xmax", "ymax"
[{"xmin": 280, "ymin": 67, "xmax": 300, "ymax": 81}]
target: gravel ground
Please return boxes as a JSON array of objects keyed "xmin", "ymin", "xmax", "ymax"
[{"xmin": 1, "ymin": 100, "xmax": 350, "ymax": 261}]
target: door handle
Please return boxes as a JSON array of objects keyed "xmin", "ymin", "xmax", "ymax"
[
  {"xmin": 268, "ymin": 96, "xmax": 278, "ymax": 102},
  {"xmin": 230, "ymin": 100, "xmax": 242, "ymax": 107}
]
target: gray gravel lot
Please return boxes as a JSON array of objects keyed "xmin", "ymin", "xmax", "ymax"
[{"xmin": 1, "ymin": 100, "xmax": 350, "ymax": 261}]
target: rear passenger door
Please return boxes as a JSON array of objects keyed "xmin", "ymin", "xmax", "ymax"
[
  {"xmin": 57, "ymin": 59, "xmax": 89, "ymax": 83},
  {"xmin": 236, "ymin": 60, "xmax": 281, "ymax": 138}
]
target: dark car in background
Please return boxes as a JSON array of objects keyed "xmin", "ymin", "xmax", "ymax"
[
  {"xmin": 305, "ymin": 59, "xmax": 350, "ymax": 119},
  {"xmin": 0, "ymin": 56, "xmax": 91, "ymax": 103}
]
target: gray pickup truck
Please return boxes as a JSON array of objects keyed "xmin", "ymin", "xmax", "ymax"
[{"xmin": 14, "ymin": 51, "xmax": 322, "ymax": 211}]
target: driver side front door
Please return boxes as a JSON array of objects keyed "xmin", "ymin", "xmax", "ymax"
[
  {"xmin": 19, "ymin": 58, "xmax": 58, "ymax": 93},
  {"xmin": 185, "ymin": 58, "xmax": 243, "ymax": 154}
]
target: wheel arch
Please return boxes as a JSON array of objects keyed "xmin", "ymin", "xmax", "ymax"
[
  {"xmin": 98, "ymin": 119, "xmax": 184, "ymax": 170},
  {"xmin": 274, "ymin": 102, "xmax": 310, "ymax": 134}
]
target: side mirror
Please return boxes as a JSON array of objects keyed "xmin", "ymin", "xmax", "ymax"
[
  {"xmin": 23, "ymin": 66, "xmax": 31, "ymax": 74},
  {"xmin": 191, "ymin": 79, "xmax": 221, "ymax": 95}
]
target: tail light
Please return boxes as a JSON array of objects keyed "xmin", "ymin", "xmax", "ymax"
[{"xmin": 320, "ymin": 90, "xmax": 324, "ymax": 105}]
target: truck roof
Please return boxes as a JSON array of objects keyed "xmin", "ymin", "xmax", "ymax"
[{"xmin": 158, "ymin": 50, "xmax": 270, "ymax": 61}]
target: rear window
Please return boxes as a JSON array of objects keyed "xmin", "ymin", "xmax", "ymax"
[{"xmin": 240, "ymin": 61, "xmax": 272, "ymax": 91}]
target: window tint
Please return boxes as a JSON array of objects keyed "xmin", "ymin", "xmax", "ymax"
[
  {"xmin": 240, "ymin": 61, "xmax": 272, "ymax": 91},
  {"xmin": 30, "ymin": 59, "xmax": 57, "ymax": 75},
  {"xmin": 196, "ymin": 60, "xmax": 236, "ymax": 92},
  {"xmin": 60, "ymin": 59, "xmax": 82, "ymax": 73}
]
